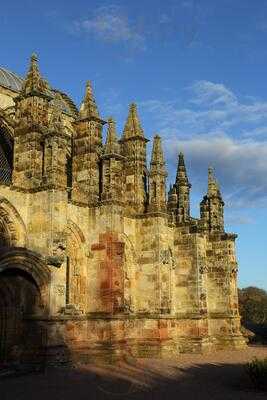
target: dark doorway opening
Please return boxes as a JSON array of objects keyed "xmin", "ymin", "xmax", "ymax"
[{"xmin": 0, "ymin": 267, "xmax": 45, "ymax": 366}]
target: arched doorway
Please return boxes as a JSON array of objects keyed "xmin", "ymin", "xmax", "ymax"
[
  {"xmin": 0, "ymin": 267, "xmax": 42, "ymax": 363},
  {"xmin": 0, "ymin": 199, "xmax": 50, "ymax": 365},
  {"xmin": 0, "ymin": 250, "xmax": 50, "ymax": 366}
]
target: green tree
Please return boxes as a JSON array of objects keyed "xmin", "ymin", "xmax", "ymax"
[{"xmin": 238, "ymin": 287, "xmax": 267, "ymax": 325}]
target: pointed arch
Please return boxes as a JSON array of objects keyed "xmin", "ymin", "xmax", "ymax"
[
  {"xmin": 66, "ymin": 219, "xmax": 86, "ymax": 244},
  {"xmin": 0, "ymin": 197, "xmax": 27, "ymax": 247},
  {"xmin": 0, "ymin": 109, "xmax": 15, "ymax": 134},
  {"xmin": 65, "ymin": 220, "xmax": 87, "ymax": 311},
  {"xmin": 119, "ymin": 232, "xmax": 138, "ymax": 313},
  {"xmin": 0, "ymin": 247, "xmax": 51, "ymax": 306},
  {"xmin": 0, "ymin": 248, "xmax": 51, "ymax": 362}
]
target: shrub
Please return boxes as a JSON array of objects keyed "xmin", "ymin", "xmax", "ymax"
[
  {"xmin": 245, "ymin": 357, "xmax": 267, "ymax": 390},
  {"xmin": 238, "ymin": 287, "xmax": 267, "ymax": 325}
]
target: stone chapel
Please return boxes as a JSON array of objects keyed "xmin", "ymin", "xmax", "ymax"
[{"xmin": 0, "ymin": 55, "xmax": 245, "ymax": 364}]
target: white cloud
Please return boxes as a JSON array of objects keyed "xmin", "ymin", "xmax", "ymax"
[
  {"xmin": 189, "ymin": 80, "xmax": 237, "ymax": 107},
  {"xmin": 142, "ymin": 80, "xmax": 267, "ymax": 137},
  {"xmin": 164, "ymin": 134, "xmax": 267, "ymax": 207},
  {"xmin": 141, "ymin": 81, "xmax": 267, "ymax": 208},
  {"xmin": 74, "ymin": 6, "xmax": 145, "ymax": 50}
]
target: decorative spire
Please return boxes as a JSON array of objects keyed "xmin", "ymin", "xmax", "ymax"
[
  {"xmin": 79, "ymin": 80, "xmax": 100, "ymax": 120},
  {"xmin": 104, "ymin": 117, "xmax": 120, "ymax": 154},
  {"xmin": 148, "ymin": 134, "xmax": 167, "ymax": 213},
  {"xmin": 150, "ymin": 135, "xmax": 167, "ymax": 175},
  {"xmin": 200, "ymin": 166, "xmax": 224, "ymax": 232},
  {"xmin": 175, "ymin": 152, "xmax": 191, "ymax": 187},
  {"xmin": 167, "ymin": 184, "xmax": 178, "ymax": 213},
  {"xmin": 174, "ymin": 151, "xmax": 191, "ymax": 222},
  {"xmin": 21, "ymin": 53, "xmax": 50, "ymax": 96},
  {"xmin": 151, "ymin": 135, "xmax": 164, "ymax": 163},
  {"xmin": 168, "ymin": 184, "xmax": 177, "ymax": 202},
  {"xmin": 123, "ymin": 103, "xmax": 144, "ymax": 139},
  {"xmin": 208, "ymin": 166, "xmax": 221, "ymax": 197}
]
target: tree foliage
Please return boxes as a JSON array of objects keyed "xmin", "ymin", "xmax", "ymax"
[{"xmin": 238, "ymin": 286, "xmax": 267, "ymax": 325}]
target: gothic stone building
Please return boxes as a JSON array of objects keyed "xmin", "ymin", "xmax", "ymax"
[{"xmin": 0, "ymin": 55, "xmax": 246, "ymax": 364}]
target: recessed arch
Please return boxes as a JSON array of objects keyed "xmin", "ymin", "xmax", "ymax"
[
  {"xmin": 0, "ymin": 247, "xmax": 51, "ymax": 304},
  {"xmin": 119, "ymin": 232, "xmax": 138, "ymax": 313},
  {"xmin": 0, "ymin": 110, "xmax": 15, "ymax": 135},
  {"xmin": 66, "ymin": 219, "xmax": 86, "ymax": 244},
  {"xmin": 0, "ymin": 197, "xmax": 27, "ymax": 247},
  {"xmin": 0, "ymin": 248, "xmax": 51, "ymax": 363},
  {"xmin": 65, "ymin": 220, "xmax": 87, "ymax": 311}
]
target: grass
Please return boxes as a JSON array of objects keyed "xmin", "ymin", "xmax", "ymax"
[{"xmin": 245, "ymin": 357, "xmax": 267, "ymax": 390}]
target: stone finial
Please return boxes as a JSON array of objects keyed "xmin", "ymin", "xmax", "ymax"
[
  {"xmin": 168, "ymin": 184, "xmax": 177, "ymax": 200},
  {"xmin": 167, "ymin": 184, "xmax": 178, "ymax": 212},
  {"xmin": 174, "ymin": 151, "xmax": 191, "ymax": 222},
  {"xmin": 200, "ymin": 165, "xmax": 224, "ymax": 231},
  {"xmin": 104, "ymin": 117, "xmax": 120, "ymax": 154},
  {"xmin": 148, "ymin": 134, "xmax": 167, "ymax": 213},
  {"xmin": 208, "ymin": 166, "xmax": 220, "ymax": 197},
  {"xmin": 150, "ymin": 134, "xmax": 167, "ymax": 175},
  {"xmin": 178, "ymin": 152, "xmax": 185, "ymax": 166},
  {"xmin": 123, "ymin": 103, "xmax": 144, "ymax": 139},
  {"xmin": 151, "ymin": 135, "xmax": 164, "ymax": 163},
  {"xmin": 175, "ymin": 151, "xmax": 191, "ymax": 187},
  {"xmin": 79, "ymin": 80, "xmax": 100, "ymax": 120},
  {"xmin": 21, "ymin": 53, "xmax": 50, "ymax": 96}
]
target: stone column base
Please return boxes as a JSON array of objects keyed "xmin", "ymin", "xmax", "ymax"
[
  {"xmin": 176, "ymin": 336, "xmax": 213, "ymax": 354},
  {"xmin": 211, "ymin": 334, "xmax": 247, "ymax": 350}
]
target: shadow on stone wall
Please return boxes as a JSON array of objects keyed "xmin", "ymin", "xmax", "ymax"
[{"xmin": 0, "ymin": 263, "xmax": 71, "ymax": 376}]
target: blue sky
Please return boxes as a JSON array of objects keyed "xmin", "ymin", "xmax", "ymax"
[{"xmin": 1, "ymin": 0, "xmax": 267, "ymax": 289}]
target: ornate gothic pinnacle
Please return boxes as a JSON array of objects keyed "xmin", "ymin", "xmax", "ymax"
[
  {"xmin": 175, "ymin": 151, "xmax": 190, "ymax": 187},
  {"xmin": 21, "ymin": 53, "xmax": 50, "ymax": 96},
  {"xmin": 167, "ymin": 184, "xmax": 178, "ymax": 209},
  {"xmin": 178, "ymin": 152, "xmax": 185, "ymax": 166},
  {"xmin": 208, "ymin": 166, "xmax": 221, "ymax": 197},
  {"xmin": 104, "ymin": 117, "xmax": 120, "ymax": 154},
  {"xmin": 79, "ymin": 80, "xmax": 100, "ymax": 120},
  {"xmin": 151, "ymin": 135, "xmax": 164, "ymax": 163},
  {"xmin": 123, "ymin": 103, "xmax": 144, "ymax": 139},
  {"xmin": 150, "ymin": 135, "xmax": 167, "ymax": 175}
]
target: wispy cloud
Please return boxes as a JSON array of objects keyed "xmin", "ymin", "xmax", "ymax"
[
  {"xmin": 71, "ymin": 2, "xmax": 210, "ymax": 52},
  {"xmin": 189, "ymin": 80, "xmax": 237, "ymax": 107},
  {"xmin": 141, "ymin": 80, "xmax": 267, "ymax": 209},
  {"xmin": 73, "ymin": 6, "xmax": 145, "ymax": 50},
  {"xmin": 142, "ymin": 81, "xmax": 267, "ymax": 137},
  {"xmin": 165, "ymin": 134, "xmax": 267, "ymax": 208}
]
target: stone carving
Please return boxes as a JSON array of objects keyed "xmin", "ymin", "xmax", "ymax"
[{"xmin": 55, "ymin": 284, "xmax": 65, "ymax": 296}]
